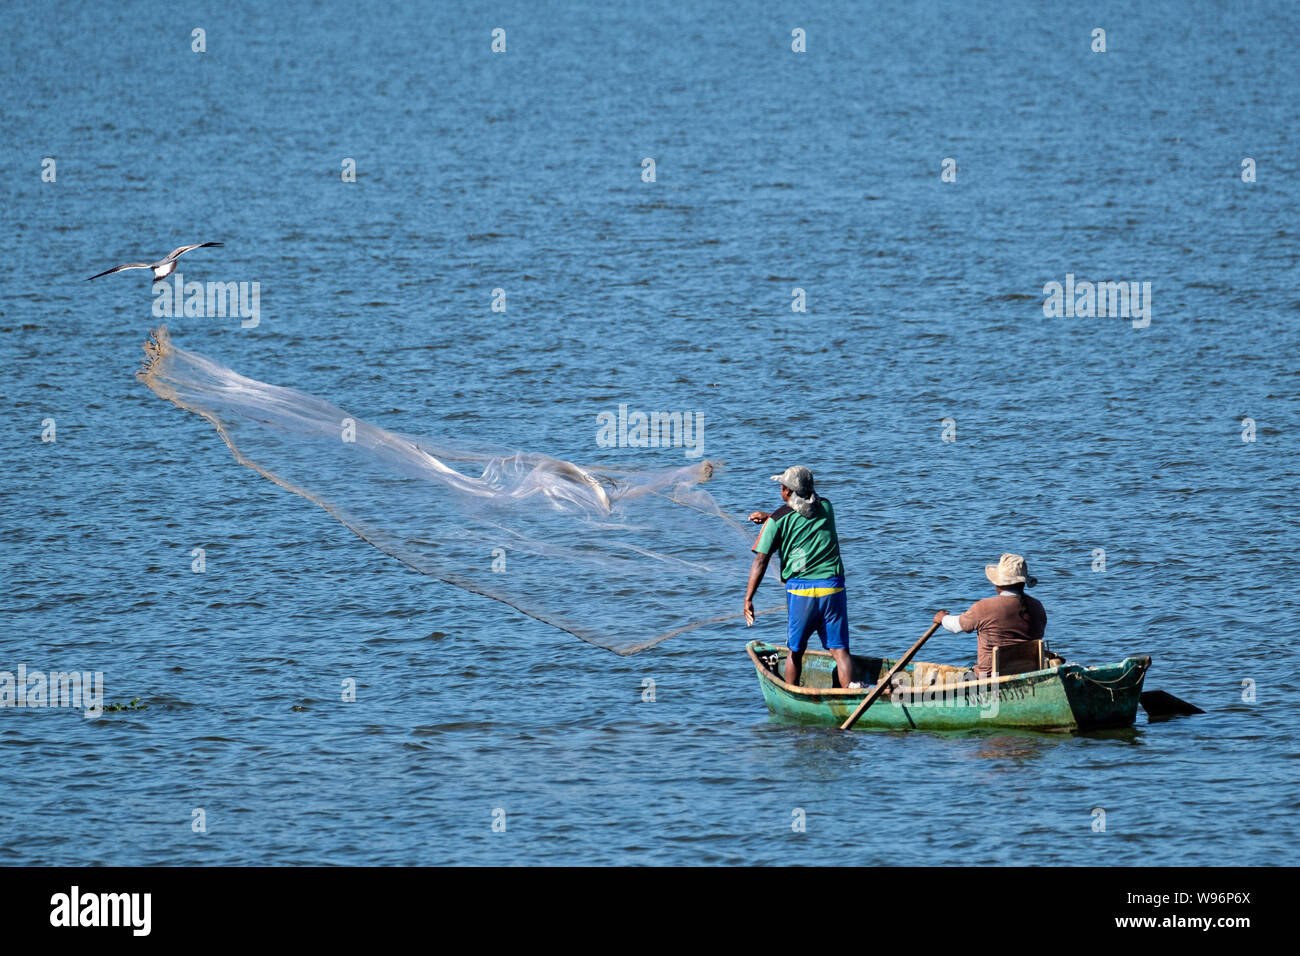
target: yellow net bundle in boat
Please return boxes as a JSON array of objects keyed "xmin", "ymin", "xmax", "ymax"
[{"xmin": 137, "ymin": 327, "xmax": 763, "ymax": 654}]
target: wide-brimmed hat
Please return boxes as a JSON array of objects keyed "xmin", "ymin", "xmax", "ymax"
[
  {"xmin": 770, "ymin": 465, "xmax": 818, "ymax": 518},
  {"xmin": 985, "ymin": 553, "xmax": 1038, "ymax": 588}
]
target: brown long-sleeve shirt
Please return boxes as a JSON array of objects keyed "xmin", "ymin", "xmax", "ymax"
[{"xmin": 957, "ymin": 593, "xmax": 1047, "ymax": 677}]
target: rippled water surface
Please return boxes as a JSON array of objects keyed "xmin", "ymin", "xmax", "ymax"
[{"xmin": 1, "ymin": 0, "xmax": 1297, "ymax": 865}]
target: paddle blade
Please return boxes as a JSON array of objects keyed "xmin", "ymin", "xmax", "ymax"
[{"xmin": 1140, "ymin": 690, "xmax": 1204, "ymax": 718}]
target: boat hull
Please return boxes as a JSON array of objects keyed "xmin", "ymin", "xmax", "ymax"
[{"xmin": 747, "ymin": 640, "xmax": 1150, "ymax": 732}]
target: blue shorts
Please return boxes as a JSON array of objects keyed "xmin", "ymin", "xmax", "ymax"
[{"xmin": 785, "ymin": 576, "xmax": 849, "ymax": 653}]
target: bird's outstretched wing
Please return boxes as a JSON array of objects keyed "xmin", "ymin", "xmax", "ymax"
[
  {"xmin": 163, "ymin": 241, "xmax": 224, "ymax": 262},
  {"xmin": 86, "ymin": 263, "xmax": 152, "ymax": 280}
]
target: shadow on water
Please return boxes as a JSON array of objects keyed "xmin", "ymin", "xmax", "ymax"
[
  {"xmin": 959, "ymin": 725, "xmax": 1144, "ymax": 764},
  {"xmin": 753, "ymin": 715, "xmax": 1145, "ymax": 767}
]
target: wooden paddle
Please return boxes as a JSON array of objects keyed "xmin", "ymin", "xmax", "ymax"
[{"xmin": 840, "ymin": 621, "xmax": 941, "ymax": 730}]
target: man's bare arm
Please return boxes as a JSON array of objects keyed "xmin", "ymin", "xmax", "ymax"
[{"xmin": 744, "ymin": 550, "xmax": 772, "ymax": 626}]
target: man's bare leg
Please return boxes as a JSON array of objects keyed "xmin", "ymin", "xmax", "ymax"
[
  {"xmin": 830, "ymin": 649, "xmax": 853, "ymax": 689},
  {"xmin": 785, "ymin": 650, "xmax": 803, "ymax": 687}
]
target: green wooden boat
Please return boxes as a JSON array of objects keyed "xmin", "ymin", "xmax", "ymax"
[{"xmin": 746, "ymin": 640, "xmax": 1151, "ymax": 732}]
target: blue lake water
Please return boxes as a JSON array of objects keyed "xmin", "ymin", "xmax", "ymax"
[{"xmin": 1, "ymin": 0, "xmax": 1297, "ymax": 865}]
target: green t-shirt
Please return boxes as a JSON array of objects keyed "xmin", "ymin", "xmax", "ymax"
[{"xmin": 752, "ymin": 498, "xmax": 845, "ymax": 583}]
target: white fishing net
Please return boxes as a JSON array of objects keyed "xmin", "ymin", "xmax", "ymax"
[{"xmin": 137, "ymin": 327, "xmax": 776, "ymax": 654}]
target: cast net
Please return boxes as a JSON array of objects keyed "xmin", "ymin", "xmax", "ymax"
[{"xmin": 137, "ymin": 327, "xmax": 778, "ymax": 654}]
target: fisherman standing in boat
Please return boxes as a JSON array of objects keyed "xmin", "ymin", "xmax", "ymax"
[
  {"xmin": 744, "ymin": 466, "xmax": 853, "ymax": 689},
  {"xmin": 933, "ymin": 554, "xmax": 1046, "ymax": 678}
]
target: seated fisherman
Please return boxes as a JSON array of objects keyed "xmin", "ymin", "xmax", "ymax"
[{"xmin": 933, "ymin": 553, "xmax": 1046, "ymax": 678}]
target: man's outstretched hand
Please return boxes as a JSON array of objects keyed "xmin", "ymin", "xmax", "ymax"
[{"xmin": 747, "ymin": 511, "xmax": 771, "ymax": 525}]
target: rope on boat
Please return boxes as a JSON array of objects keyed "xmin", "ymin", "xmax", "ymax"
[{"xmin": 1074, "ymin": 664, "xmax": 1146, "ymax": 700}]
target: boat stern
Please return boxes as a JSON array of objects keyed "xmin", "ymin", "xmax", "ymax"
[{"xmin": 1059, "ymin": 655, "xmax": 1151, "ymax": 730}]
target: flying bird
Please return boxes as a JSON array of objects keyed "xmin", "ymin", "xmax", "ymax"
[{"xmin": 87, "ymin": 242, "xmax": 224, "ymax": 281}]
